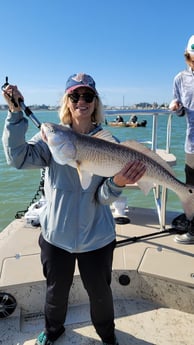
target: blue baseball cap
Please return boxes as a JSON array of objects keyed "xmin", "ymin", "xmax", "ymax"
[{"xmin": 65, "ymin": 73, "xmax": 98, "ymax": 94}]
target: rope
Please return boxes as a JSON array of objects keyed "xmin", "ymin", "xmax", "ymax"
[{"xmin": 15, "ymin": 168, "xmax": 45, "ymax": 219}]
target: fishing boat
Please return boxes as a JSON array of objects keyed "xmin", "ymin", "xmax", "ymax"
[
  {"xmin": 107, "ymin": 119, "xmax": 147, "ymax": 128},
  {"xmin": 1, "ymin": 111, "xmax": 194, "ymax": 345}
]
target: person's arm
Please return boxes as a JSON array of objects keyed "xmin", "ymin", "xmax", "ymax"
[
  {"xmin": 2, "ymin": 85, "xmax": 50, "ymax": 169},
  {"xmin": 169, "ymin": 75, "xmax": 185, "ymax": 116}
]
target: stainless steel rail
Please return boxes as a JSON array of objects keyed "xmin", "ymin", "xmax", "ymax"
[{"xmin": 126, "ymin": 111, "xmax": 176, "ymax": 229}]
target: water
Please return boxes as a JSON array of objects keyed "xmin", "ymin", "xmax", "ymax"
[{"xmin": 0, "ymin": 110, "xmax": 186, "ymax": 232}]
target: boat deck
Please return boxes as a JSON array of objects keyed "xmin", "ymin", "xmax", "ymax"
[
  {"xmin": 0, "ymin": 207, "xmax": 194, "ymax": 344},
  {"xmin": 5, "ymin": 298, "xmax": 194, "ymax": 345}
]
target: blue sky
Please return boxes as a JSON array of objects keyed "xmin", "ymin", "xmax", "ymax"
[{"xmin": 0, "ymin": 0, "xmax": 194, "ymax": 107}]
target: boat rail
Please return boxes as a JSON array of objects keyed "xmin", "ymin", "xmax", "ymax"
[
  {"xmin": 151, "ymin": 111, "xmax": 173, "ymax": 153},
  {"xmin": 130, "ymin": 110, "xmax": 173, "ymax": 152},
  {"xmin": 125, "ymin": 111, "xmax": 176, "ymax": 229}
]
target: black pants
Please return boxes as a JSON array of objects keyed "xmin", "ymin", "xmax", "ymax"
[
  {"xmin": 185, "ymin": 164, "xmax": 194, "ymax": 234},
  {"xmin": 185, "ymin": 164, "xmax": 194, "ymax": 185},
  {"xmin": 39, "ymin": 234, "xmax": 116, "ymax": 343}
]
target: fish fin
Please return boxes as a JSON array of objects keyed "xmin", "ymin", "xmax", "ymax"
[
  {"xmin": 66, "ymin": 160, "xmax": 78, "ymax": 169},
  {"xmin": 93, "ymin": 129, "xmax": 118, "ymax": 143},
  {"xmin": 137, "ymin": 179, "xmax": 153, "ymax": 195},
  {"xmin": 76, "ymin": 162, "xmax": 93, "ymax": 189},
  {"xmin": 121, "ymin": 140, "xmax": 175, "ymax": 176}
]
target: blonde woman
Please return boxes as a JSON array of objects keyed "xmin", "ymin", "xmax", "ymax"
[{"xmin": 2, "ymin": 73, "xmax": 145, "ymax": 345}]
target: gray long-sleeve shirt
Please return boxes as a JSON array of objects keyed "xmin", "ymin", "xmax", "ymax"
[
  {"xmin": 172, "ymin": 67, "xmax": 194, "ymax": 153},
  {"xmin": 2, "ymin": 111, "xmax": 123, "ymax": 253}
]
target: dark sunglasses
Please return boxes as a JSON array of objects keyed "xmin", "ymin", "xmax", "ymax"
[{"xmin": 68, "ymin": 92, "xmax": 96, "ymax": 103}]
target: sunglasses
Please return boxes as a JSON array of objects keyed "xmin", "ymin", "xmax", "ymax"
[{"xmin": 68, "ymin": 92, "xmax": 96, "ymax": 103}]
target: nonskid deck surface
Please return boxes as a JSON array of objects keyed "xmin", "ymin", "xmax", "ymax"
[{"xmin": 1, "ymin": 299, "xmax": 194, "ymax": 345}]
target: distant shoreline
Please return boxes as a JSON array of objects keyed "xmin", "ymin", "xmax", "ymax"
[{"xmin": 0, "ymin": 105, "xmax": 169, "ymax": 112}]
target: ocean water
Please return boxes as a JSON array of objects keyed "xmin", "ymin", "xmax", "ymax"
[{"xmin": 0, "ymin": 110, "xmax": 186, "ymax": 232}]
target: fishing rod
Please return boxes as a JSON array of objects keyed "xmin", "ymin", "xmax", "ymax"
[
  {"xmin": 115, "ymin": 226, "xmax": 185, "ymax": 247},
  {"xmin": 1, "ymin": 76, "xmax": 41, "ymax": 128}
]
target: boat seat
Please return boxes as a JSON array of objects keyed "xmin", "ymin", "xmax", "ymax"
[
  {"xmin": 0, "ymin": 254, "xmax": 45, "ymax": 287},
  {"xmin": 155, "ymin": 149, "xmax": 176, "ymax": 167},
  {"xmin": 138, "ymin": 247, "xmax": 194, "ymax": 287}
]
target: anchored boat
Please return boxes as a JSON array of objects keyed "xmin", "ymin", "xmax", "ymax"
[
  {"xmin": 107, "ymin": 120, "xmax": 147, "ymax": 128},
  {"xmin": 1, "ymin": 112, "xmax": 194, "ymax": 345},
  {"xmin": 107, "ymin": 114, "xmax": 147, "ymax": 128}
]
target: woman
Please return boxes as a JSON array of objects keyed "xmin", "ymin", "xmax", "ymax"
[
  {"xmin": 2, "ymin": 73, "xmax": 146, "ymax": 345},
  {"xmin": 169, "ymin": 35, "xmax": 194, "ymax": 244}
]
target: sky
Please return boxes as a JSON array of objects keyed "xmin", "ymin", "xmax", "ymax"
[{"xmin": 0, "ymin": 0, "xmax": 194, "ymax": 107}]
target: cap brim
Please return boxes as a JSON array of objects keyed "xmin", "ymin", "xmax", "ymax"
[
  {"xmin": 66, "ymin": 85, "xmax": 97, "ymax": 94},
  {"xmin": 187, "ymin": 50, "xmax": 194, "ymax": 56}
]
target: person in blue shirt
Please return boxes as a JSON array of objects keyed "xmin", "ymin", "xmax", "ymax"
[
  {"xmin": 169, "ymin": 35, "xmax": 194, "ymax": 244},
  {"xmin": 2, "ymin": 73, "xmax": 146, "ymax": 345}
]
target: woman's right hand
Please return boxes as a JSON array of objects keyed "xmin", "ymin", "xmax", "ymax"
[{"xmin": 2, "ymin": 84, "xmax": 24, "ymax": 112}]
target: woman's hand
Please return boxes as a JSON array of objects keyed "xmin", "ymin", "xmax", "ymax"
[
  {"xmin": 2, "ymin": 84, "xmax": 24, "ymax": 112},
  {"xmin": 112, "ymin": 160, "xmax": 146, "ymax": 187},
  {"xmin": 169, "ymin": 100, "xmax": 180, "ymax": 111}
]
